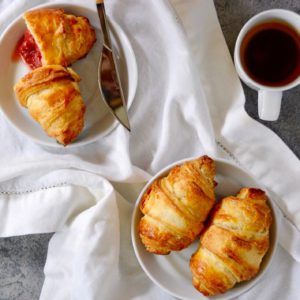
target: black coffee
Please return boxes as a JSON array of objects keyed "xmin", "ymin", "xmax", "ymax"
[{"xmin": 240, "ymin": 20, "xmax": 300, "ymax": 86}]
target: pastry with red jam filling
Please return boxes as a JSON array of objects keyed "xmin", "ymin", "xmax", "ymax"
[{"xmin": 16, "ymin": 8, "xmax": 96, "ymax": 69}]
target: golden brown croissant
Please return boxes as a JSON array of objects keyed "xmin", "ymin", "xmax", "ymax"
[
  {"xmin": 18, "ymin": 8, "xmax": 96, "ymax": 68},
  {"xmin": 190, "ymin": 188, "xmax": 272, "ymax": 296},
  {"xmin": 14, "ymin": 65, "xmax": 86, "ymax": 145},
  {"xmin": 138, "ymin": 155, "xmax": 216, "ymax": 255}
]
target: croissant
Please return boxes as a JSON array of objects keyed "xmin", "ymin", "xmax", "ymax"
[
  {"xmin": 14, "ymin": 65, "xmax": 86, "ymax": 145},
  {"xmin": 190, "ymin": 188, "xmax": 272, "ymax": 296},
  {"xmin": 18, "ymin": 8, "xmax": 96, "ymax": 69},
  {"xmin": 138, "ymin": 155, "xmax": 216, "ymax": 255}
]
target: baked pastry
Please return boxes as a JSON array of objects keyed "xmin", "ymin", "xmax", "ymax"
[
  {"xmin": 138, "ymin": 155, "xmax": 216, "ymax": 255},
  {"xmin": 14, "ymin": 65, "xmax": 86, "ymax": 145},
  {"xmin": 190, "ymin": 188, "xmax": 272, "ymax": 296},
  {"xmin": 17, "ymin": 8, "xmax": 96, "ymax": 69}
]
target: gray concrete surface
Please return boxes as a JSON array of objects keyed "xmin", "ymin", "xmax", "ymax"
[{"xmin": 0, "ymin": 1, "xmax": 299, "ymax": 299}]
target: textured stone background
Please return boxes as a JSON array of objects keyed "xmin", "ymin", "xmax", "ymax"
[{"xmin": 0, "ymin": 1, "xmax": 299, "ymax": 299}]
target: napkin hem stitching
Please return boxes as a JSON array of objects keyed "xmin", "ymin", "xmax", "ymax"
[
  {"xmin": 0, "ymin": 182, "xmax": 68, "ymax": 195},
  {"xmin": 216, "ymin": 140, "xmax": 241, "ymax": 165}
]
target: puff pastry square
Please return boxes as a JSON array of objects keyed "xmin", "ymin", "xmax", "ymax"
[
  {"xmin": 22, "ymin": 8, "xmax": 96, "ymax": 67},
  {"xmin": 14, "ymin": 65, "xmax": 86, "ymax": 145}
]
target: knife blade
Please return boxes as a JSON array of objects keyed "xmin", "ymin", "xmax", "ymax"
[{"xmin": 96, "ymin": 0, "xmax": 131, "ymax": 131}]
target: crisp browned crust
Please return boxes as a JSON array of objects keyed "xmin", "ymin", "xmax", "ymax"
[
  {"xmin": 190, "ymin": 187, "xmax": 272, "ymax": 296},
  {"xmin": 14, "ymin": 65, "xmax": 85, "ymax": 145},
  {"xmin": 138, "ymin": 155, "xmax": 216, "ymax": 255},
  {"xmin": 24, "ymin": 8, "xmax": 96, "ymax": 66}
]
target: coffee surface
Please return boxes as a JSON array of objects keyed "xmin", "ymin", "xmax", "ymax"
[{"xmin": 240, "ymin": 21, "xmax": 300, "ymax": 86}]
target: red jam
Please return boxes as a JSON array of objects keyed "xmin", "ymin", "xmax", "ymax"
[{"xmin": 14, "ymin": 29, "xmax": 42, "ymax": 69}]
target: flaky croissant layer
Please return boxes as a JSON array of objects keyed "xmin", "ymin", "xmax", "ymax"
[
  {"xmin": 190, "ymin": 187, "xmax": 272, "ymax": 296},
  {"xmin": 138, "ymin": 155, "xmax": 216, "ymax": 255},
  {"xmin": 14, "ymin": 65, "xmax": 86, "ymax": 145}
]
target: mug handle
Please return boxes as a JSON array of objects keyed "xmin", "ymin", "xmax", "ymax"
[{"xmin": 258, "ymin": 90, "xmax": 282, "ymax": 121}]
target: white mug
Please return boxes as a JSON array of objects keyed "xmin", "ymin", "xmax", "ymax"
[{"xmin": 234, "ymin": 9, "xmax": 300, "ymax": 121}]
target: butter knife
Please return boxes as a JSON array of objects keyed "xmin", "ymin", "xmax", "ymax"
[{"xmin": 96, "ymin": 0, "xmax": 131, "ymax": 131}]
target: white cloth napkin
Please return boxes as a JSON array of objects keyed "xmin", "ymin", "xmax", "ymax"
[{"xmin": 0, "ymin": 0, "xmax": 299, "ymax": 299}]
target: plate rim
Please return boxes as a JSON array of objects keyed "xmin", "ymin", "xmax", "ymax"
[
  {"xmin": 131, "ymin": 156, "xmax": 279, "ymax": 300},
  {"xmin": 0, "ymin": 2, "xmax": 138, "ymax": 148}
]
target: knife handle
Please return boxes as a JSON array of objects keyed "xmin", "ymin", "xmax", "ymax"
[{"xmin": 96, "ymin": 1, "xmax": 112, "ymax": 51}]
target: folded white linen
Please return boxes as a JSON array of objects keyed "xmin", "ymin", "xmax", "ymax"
[
  {"xmin": 0, "ymin": 170, "xmax": 172, "ymax": 300},
  {"xmin": 0, "ymin": 0, "xmax": 299, "ymax": 299}
]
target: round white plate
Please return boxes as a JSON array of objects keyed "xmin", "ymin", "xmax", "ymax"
[
  {"xmin": 0, "ymin": 3, "xmax": 137, "ymax": 147},
  {"xmin": 131, "ymin": 157, "xmax": 278, "ymax": 300}
]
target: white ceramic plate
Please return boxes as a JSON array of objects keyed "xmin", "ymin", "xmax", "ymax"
[
  {"xmin": 131, "ymin": 157, "xmax": 278, "ymax": 300},
  {"xmin": 0, "ymin": 3, "xmax": 137, "ymax": 147}
]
